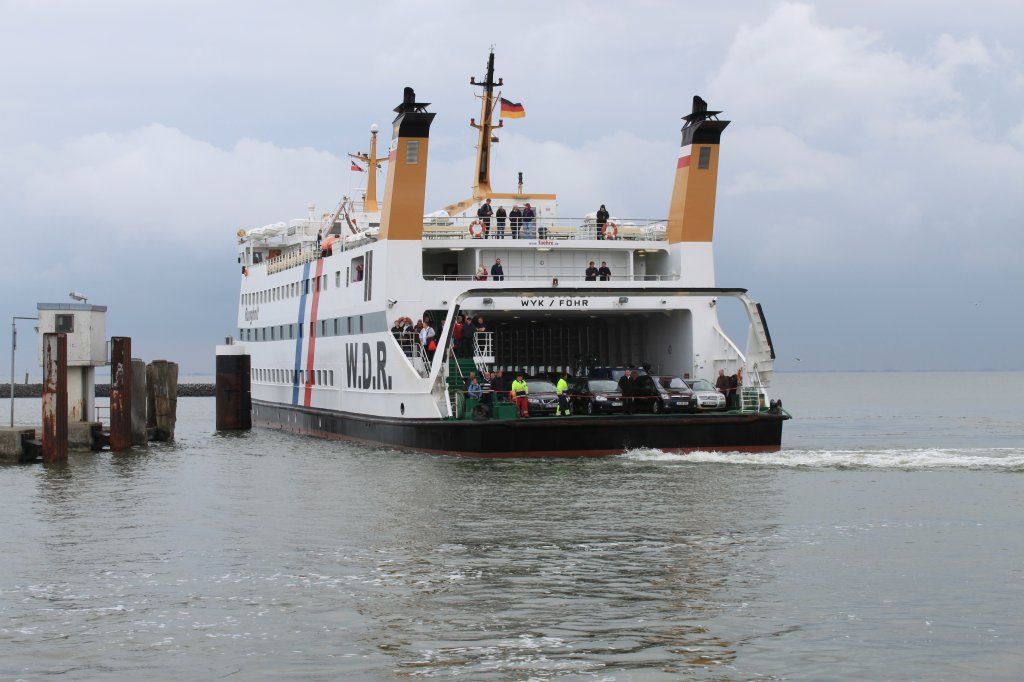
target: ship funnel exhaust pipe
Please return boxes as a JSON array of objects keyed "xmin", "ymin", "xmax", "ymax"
[{"xmin": 378, "ymin": 88, "xmax": 436, "ymax": 241}]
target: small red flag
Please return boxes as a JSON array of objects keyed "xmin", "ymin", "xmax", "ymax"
[{"xmin": 351, "ymin": 161, "xmax": 365, "ymax": 172}]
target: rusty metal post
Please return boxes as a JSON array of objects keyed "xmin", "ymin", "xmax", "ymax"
[
  {"xmin": 109, "ymin": 336, "xmax": 132, "ymax": 451},
  {"xmin": 41, "ymin": 333, "xmax": 68, "ymax": 464},
  {"xmin": 146, "ymin": 360, "xmax": 178, "ymax": 440},
  {"xmin": 216, "ymin": 350, "xmax": 251, "ymax": 430},
  {"xmin": 131, "ymin": 358, "xmax": 147, "ymax": 445}
]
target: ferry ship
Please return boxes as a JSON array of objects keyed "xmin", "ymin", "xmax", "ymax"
[{"xmin": 223, "ymin": 52, "xmax": 789, "ymax": 457}]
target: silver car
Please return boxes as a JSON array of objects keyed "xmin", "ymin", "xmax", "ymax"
[{"xmin": 684, "ymin": 379, "xmax": 726, "ymax": 410}]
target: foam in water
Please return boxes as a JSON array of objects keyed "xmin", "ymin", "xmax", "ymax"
[{"xmin": 619, "ymin": 447, "xmax": 1024, "ymax": 471}]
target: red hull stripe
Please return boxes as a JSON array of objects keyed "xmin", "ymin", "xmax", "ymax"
[
  {"xmin": 678, "ymin": 155, "xmax": 691, "ymax": 168},
  {"xmin": 303, "ymin": 258, "xmax": 326, "ymax": 406}
]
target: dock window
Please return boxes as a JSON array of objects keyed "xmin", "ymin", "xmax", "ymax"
[{"xmin": 55, "ymin": 314, "xmax": 74, "ymax": 333}]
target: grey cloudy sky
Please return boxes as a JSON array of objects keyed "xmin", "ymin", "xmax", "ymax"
[{"xmin": 2, "ymin": 0, "xmax": 1021, "ymax": 378}]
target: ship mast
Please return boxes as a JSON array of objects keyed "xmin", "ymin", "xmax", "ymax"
[
  {"xmin": 469, "ymin": 48, "xmax": 503, "ymax": 199},
  {"xmin": 348, "ymin": 124, "xmax": 385, "ymax": 213}
]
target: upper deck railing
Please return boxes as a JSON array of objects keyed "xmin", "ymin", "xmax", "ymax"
[
  {"xmin": 422, "ymin": 216, "xmax": 667, "ymax": 242},
  {"xmin": 244, "ymin": 215, "xmax": 670, "ymax": 275}
]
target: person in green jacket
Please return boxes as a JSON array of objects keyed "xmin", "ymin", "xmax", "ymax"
[
  {"xmin": 556, "ymin": 372, "xmax": 570, "ymax": 416},
  {"xmin": 510, "ymin": 373, "xmax": 529, "ymax": 418}
]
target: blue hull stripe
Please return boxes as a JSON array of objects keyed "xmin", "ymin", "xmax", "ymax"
[{"xmin": 291, "ymin": 261, "xmax": 311, "ymax": 405}]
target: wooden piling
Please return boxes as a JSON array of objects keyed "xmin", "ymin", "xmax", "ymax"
[
  {"xmin": 131, "ymin": 358, "xmax": 147, "ymax": 446},
  {"xmin": 146, "ymin": 360, "xmax": 178, "ymax": 440},
  {"xmin": 41, "ymin": 333, "xmax": 68, "ymax": 464},
  {"xmin": 109, "ymin": 337, "xmax": 132, "ymax": 451},
  {"xmin": 216, "ymin": 351, "xmax": 251, "ymax": 430}
]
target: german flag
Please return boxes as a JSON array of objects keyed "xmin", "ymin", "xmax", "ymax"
[{"xmin": 500, "ymin": 98, "xmax": 525, "ymax": 119}]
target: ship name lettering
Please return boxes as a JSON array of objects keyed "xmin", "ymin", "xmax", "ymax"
[
  {"xmin": 244, "ymin": 307, "xmax": 259, "ymax": 322},
  {"xmin": 345, "ymin": 341, "xmax": 393, "ymax": 391},
  {"xmin": 519, "ymin": 298, "xmax": 589, "ymax": 308}
]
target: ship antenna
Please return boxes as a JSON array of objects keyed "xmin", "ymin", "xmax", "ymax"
[
  {"xmin": 468, "ymin": 47, "xmax": 503, "ymax": 198},
  {"xmin": 348, "ymin": 123, "xmax": 384, "ymax": 213}
]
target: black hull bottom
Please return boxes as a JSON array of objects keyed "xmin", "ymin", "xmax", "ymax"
[{"xmin": 252, "ymin": 400, "xmax": 787, "ymax": 457}]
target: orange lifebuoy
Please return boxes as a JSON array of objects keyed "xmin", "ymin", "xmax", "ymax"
[
  {"xmin": 602, "ymin": 222, "xmax": 618, "ymax": 239},
  {"xmin": 469, "ymin": 220, "xmax": 484, "ymax": 238}
]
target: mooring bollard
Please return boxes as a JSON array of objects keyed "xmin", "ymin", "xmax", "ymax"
[
  {"xmin": 215, "ymin": 345, "xmax": 251, "ymax": 431},
  {"xmin": 146, "ymin": 360, "xmax": 178, "ymax": 440},
  {"xmin": 131, "ymin": 358, "xmax": 147, "ymax": 446},
  {"xmin": 109, "ymin": 337, "xmax": 132, "ymax": 451},
  {"xmin": 41, "ymin": 333, "xmax": 68, "ymax": 464}
]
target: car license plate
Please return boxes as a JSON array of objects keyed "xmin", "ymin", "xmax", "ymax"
[{"xmin": 611, "ymin": 401, "xmax": 622, "ymax": 406}]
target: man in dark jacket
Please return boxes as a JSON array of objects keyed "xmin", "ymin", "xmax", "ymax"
[
  {"xmin": 618, "ymin": 369, "xmax": 635, "ymax": 414},
  {"xmin": 509, "ymin": 205, "xmax": 523, "ymax": 239},
  {"xmin": 585, "ymin": 261, "xmax": 599, "ymax": 281},
  {"xmin": 460, "ymin": 315, "xmax": 475, "ymax": 357},
  {"xmin": 598, "ymin": 261, "xmax": 611, "ymax": 281},
  {"xmin": 596, "ymin": 204, "xmax": 609, "ymax": 239},
  {"xmin": 494, "ymin": 205, "xmax": 507, "ymax": 239},
  {"xmin": 477, "ymin": 199, "xmax": 493, "ymax": 238},
  {"xmin": 490, "ymin": 258, "xmax": 504, "ymax": 281}
]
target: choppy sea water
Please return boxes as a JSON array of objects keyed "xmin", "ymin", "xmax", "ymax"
[{"xmin": 1, "ymin": 371, "xmax": 1022, "ymax": 680}]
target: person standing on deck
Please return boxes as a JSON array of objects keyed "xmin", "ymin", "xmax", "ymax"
[
  {"xmin": 522, "ymin": 203, "xmax": 536, "ymax": 238},
  {"xmin": 556, "ymin": 372, "xmax": 571, "ymax": 416},
  {"xmin": 511, "ymin": 373, "xmax": 530, "ymax": 418},
  {"xmin": 618, "ymin": 369, "xmax": 636, "ymax": 414},
  {"xmin": 596, "ymin": 204, "xmax": 609, "ymax": 240},
  {"xmin": 495, "ymin": 205, "xmax": 507, "ymax": 239},
  {"xmin": 598, "ymin": 261, "xmax": 611, "ymax": 281},
  {"xmin": 585, "ymin": 261, "xmax": 599, "ymax": 281},
  {"xmin": 491, "ymin": 258, "xmax": 504, "ymax": 281},
  {"xmin": 460, "ymin": 315, "xmax": 476, "ymax": 358},
  {"xmin": 477, "ymin": 198, "xmax": 493, "ymax": 238},
  {"xmin": 509, "ymin": 205, "xmax": 523, "ymax": 239},
  {"xmin": 716, "ymin": 369, "xmax": 730, "ymax": 403}
]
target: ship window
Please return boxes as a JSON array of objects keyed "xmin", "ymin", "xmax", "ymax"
[
  {"xmin": 336, "ymin": 271, "xmax": 341, "ymax": 288},
  {"xmin": 310, "ymin": 321, "xmax": 316, "ymax": 338},
  {"xmin": 328, "ymin": 370, "xmax": 334, "ymax": 386},
  {"xmin": 358, "ymin": 316, "xmax": 364, "ymax": 333},
  {"xmin": 698, "ymin": 146, "xmax": 711, "ymax": 169},
  {"xmin": 347, "ymin": 317, "xmax": 352, "ymax": 334},
  {"xmin": 322, "ymin": 274, "xmax": 327, "ymax": 290},
  {"xmin": 320, "ymin": 320, "xmax": 327, "ymax": 337},
  {"xmin": 405, "ymin": 140, "xmax": 419, "ymax": 164},
  {"xmin": 270, "ymin": 327, "xmax": 276, "ymax": 341},
  {"xmin": 317, "ymin": 370, "xmax": 323, "ymax": 385},
  {"xmin": 334, "ymin": 319, "xmax": 340, "ymax": 335}
]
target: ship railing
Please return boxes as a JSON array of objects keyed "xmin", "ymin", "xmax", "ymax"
[
  {"xmin": 424, "ymin": 273, "xmax": 678, "ymax": 282},
  {"xmin": 263, "ymin": 243, "xmax": 320, "ymax": 275},
  {"xmin": 394, "ymin": 331, "xmax": 432, "ymax": 377},
  {"xmin": 473, "ymin": 332, "xmax": 495, "ymax": 362},
  {"xmin": 422, "ymin": 216, "xmax": 668, "ymax": 242}
]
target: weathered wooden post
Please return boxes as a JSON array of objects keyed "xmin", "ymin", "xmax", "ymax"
[
  {"xmin": 216, "ymin": 345, "xmax": 251, "ymax": 430},
  {"xmin": 131, "ymin": 358, "xmax": 147, "ymax": 446},
  {"xmin": 109, "ymin": 336, "xmax": 132, "ymax": 451},
  {"xmin": 146, "ymin": 360, "xmax": 178, "ymax": 440},
  {"xmin": 41, "ymin": 333, "xmax": 68, "ymax": 464}
]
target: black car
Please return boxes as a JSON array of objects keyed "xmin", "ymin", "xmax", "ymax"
[
  {"xmin": 656, "ymin": 375, "xmax": 699, "ymax": 413},
  {"xmin": 568, "ymin": 377, "xmax": 624, "ymax": 415},
  {"xmin": 523, "ymin": 377, "xmax": 560, "ymax": 416},
  {"xmin": 630, "ymin": 374, "xmax": 695, "ymax": 413}
]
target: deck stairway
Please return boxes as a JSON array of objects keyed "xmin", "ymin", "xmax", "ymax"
[{"xmin": 446, "ymin": 356, "xmax": 477, "ymax": 417}]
